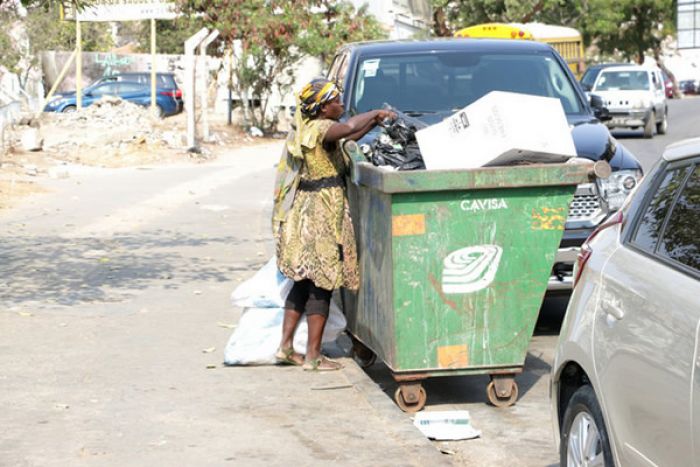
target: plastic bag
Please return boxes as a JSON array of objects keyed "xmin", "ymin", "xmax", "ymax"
[
  {"xmin": 366, "ymin": 105, "xmax": 427, "ymax": 171},
  {"xmin": 230, "ymin": 256, "xmax": 293, "ymax": 308},
  {"xmin": 223, "ymin": 300, "xmax": 347, "ymax": 366}
]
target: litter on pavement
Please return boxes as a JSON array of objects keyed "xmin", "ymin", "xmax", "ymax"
[{"xmin": 413, "ymin": 411, "xmax": 481, "ymax": 441}]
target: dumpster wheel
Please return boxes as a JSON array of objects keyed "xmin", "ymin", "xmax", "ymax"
[
  {"xmin": 394, "ymin": 385, "xmax": 427, "ymax": 413},
  {"xmin": 486, "ymin": 379, "xmax": 518, "ymax": 408}
]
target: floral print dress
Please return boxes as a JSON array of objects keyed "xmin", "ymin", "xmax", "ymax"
[{"xmin": 274, "ymin": 118, "xmax": 359, "ymax": 291}]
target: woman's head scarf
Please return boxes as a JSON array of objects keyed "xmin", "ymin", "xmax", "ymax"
[
  {"xmin": 287, "ymin": 78, "xmax": 340, "ymax": 160},
  {"xmin": 298, "ymin": 78, "xmax": 341, "ymax": 118}
]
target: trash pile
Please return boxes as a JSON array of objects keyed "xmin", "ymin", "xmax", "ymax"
[{"xmin": 362, "ymin": 107, "xmax": 427, "ymax": 171}]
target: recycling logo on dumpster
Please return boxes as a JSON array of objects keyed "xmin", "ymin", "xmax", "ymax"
[{"xmin": 442, "ymin": 245, "xmax": 503, "ymax": 294}]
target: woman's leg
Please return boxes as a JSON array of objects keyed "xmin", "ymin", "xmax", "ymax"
[
  {"xmin": 278, "ymin": 281, "xmax": 308, "ymax": 365},
  {"xmin": 303, "ymin": 284, "xmax": 341, "ymax": 370}
]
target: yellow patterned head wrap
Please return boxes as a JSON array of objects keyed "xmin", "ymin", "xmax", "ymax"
[{"xmin": 298, "ymin": 78, "xmax": 341, "ymax": 118}]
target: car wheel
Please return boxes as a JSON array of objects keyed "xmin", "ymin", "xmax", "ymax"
[
  {"xmin": 560, "ymin": 385, "xmax": 614, "ymax": 467},
  {"xmin": 643, "ymin": 111, "xmax": 654, "ymax": 138},
  {"xmin": 61, "ymin": 105, "xmax": 77, "ymax": 113},
  {"xmin": 656, "ymin": 111, "xmax": 668, "ymax": 135}
]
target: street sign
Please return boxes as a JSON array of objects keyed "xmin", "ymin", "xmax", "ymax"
[{"xmin": 64, "ymin": 0, "xmax": 177, "ymax": 22}]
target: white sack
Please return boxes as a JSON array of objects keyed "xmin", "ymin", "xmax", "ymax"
[
  {"xmin": 224, "ymin": 301, "xmax": 347, "ymax": 366},
  {"xmin": 230, "ymin": 256, "xmax": 293, "ymax": 308}
]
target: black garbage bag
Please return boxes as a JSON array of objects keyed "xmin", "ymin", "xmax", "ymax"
[{"xmin": 365, "ymin": 105, "xmax": 427, "ymax": 171}]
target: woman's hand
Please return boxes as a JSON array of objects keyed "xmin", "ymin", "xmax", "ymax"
[{"xmin": 375, "ymin": 109, "xmax": 397, "ymax": 123}]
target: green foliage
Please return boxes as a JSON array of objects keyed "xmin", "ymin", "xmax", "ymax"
[
  {"xmin": 179, "ymin": 0, "xmax": 385, "ymax": 130},
  {"xmin": 133, "ymin": 16, "xmax": 208, "ymax": 55},
  {"xmin": 431, "ymin": 0, "xmax": 677, "ymax": 64}
]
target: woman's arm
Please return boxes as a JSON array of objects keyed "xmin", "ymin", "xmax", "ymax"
[{"xmin": 324, "ymin": 109, "xmax": 396, "ymax": 144}]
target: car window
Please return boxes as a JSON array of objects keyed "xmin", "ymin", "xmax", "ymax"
[
  {"xmin": 352, "ymin": 51, "xmax": 583, "ymax": 115},
  {"xmin": 657, "ymin": 165, "xmax": 700, "ymax": 272},
  {"xmin": 631, "ymin": 166, "xmax": 692, "ymax": 253},
  {"xmin": 595, "ymin": 70, "xmax": 649, "ymax": 91},
  {"xmin": 91, "ymin": 83, "xmax": 119, "ymax": 96},
  {"xmin": 118, "ymin": 82, "xmax": 145, "ymax": 93},
  {"xmin": 580, "ymin": 68, "xmax": 599, "ymax": 90}
]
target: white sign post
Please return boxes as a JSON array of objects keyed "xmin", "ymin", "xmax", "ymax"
[
  {"xmin": 185, "ymin": 28, "xmax": 210, "ymax": 151},
  {"xmin": 199, "ymin": 30, "xmax": 220, "ymax": 143}
]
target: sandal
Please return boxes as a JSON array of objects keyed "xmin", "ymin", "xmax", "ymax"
[
  {"xmin": 275, "ymin": 347, "xmax": 304, "ymax": 366},
  {"xmin": 302, "ymin": 356, "xmax": 344, "ymax": 372}
]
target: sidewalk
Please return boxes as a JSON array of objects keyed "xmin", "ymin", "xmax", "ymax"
[{"xmin": 0, "ymin": 141, "xmax": 448, "ymax": 466}]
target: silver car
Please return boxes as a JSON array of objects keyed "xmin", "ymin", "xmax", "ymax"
[
  {"xmin": 551, "ymin": 138, "xmax": 700, "ymax": 466},
  {"xmin": 592, "ymin": 65, "xmax": 668, "ymax": 138}
]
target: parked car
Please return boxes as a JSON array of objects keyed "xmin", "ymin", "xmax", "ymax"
[
  {"xmin": 591, "ymin": 65, "xmax": 668, "ymax": 138},
  {"xmin": 44, "ymin": 81, "xmax": 181, "ymax": 117},
  {"xmin": 551, "ymin": 137, "xmax": 700, "ymax": 466},
  {"xmin": 327, "ymin": 39, "xmax": 643, "ymax": 294},
  {"xmin": 93, "ymin": 72, "xmax": 183, "ymax": 112},
  {"xmin": 579, "ymin": 63, "xmax": 628, "ymax": 92},
  {"xmin": 679, "ymin": 78, "xmax": 699, "ymax": 95},
  {"xmin": 661, "ymin": 70, "xmax": 674, "ymax": 98}
]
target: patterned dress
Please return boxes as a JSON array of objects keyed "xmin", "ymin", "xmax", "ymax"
[{"xmin": 274, "ymin": 118, "xmax": 360, "ymax": 291}]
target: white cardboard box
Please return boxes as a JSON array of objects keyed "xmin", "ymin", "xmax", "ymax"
[{"xmin": 415, "ymin": 91, "xmax": 576, "ymax": 170}]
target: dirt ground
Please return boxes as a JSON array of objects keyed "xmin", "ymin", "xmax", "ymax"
[{"xmin": 0, "ymin": 99, "xmax": 277, "ymax": 210}]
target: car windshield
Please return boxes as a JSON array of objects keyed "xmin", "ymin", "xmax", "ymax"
[
  {"xmin": 595, "ymin": 70, "xmax": 649, "ymax": 91},
  {"xmin": 351, "ymin": 51, "xmax": 583, "ymax": 116}
]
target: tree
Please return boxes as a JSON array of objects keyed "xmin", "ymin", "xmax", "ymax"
[
  {"xmin": 431, "ymin": 0, "xmax": 677, "ymax": 65},
  {"xmin": 585, "ymin": 0, "xmax": 675, "ymax": 64},
  {"xmin": 0, "ymin": 2, "xmax": 111, "ymax": 89},
  {"xmin": 178, "ymin": 0, "xmax": 385, "ymax": 131}
]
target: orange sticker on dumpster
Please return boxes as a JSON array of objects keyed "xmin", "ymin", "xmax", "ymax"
[
  {"xmin": 437, "ymin": 344, "xmax": 469, "ymax": 368},
  {"xmin": 531, "ymin": 207, "xmax": 566, "ymax": 230},
  {"xmin": 392, "ymin": 214, "xmax": 426, "ymax": 236}
]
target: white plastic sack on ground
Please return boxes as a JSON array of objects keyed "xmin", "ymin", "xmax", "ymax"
[
  {"xmin": 413, "ymin": 411, "xmax": 481, "ymax": 441},
  {"xmin": 224, "ymin": 300, "xmax": 347, "ymax": 366},
  {"xmin": 230, "ymin": 256, "xmax": 293, "ymax": 308}
]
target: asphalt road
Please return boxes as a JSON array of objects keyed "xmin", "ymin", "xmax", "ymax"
[{"xmin": 1, "ymin": 97, "xmax": 698, "ymax": 467}]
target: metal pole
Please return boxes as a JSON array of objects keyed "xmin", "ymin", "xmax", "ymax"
[
  {"xmin": 184, "ymin": 28, "xmax": 209, "ymax": 151},
  {"xmin": 150, "ymin": 18, "xmax": 157, "ymax": 114},
  {"xmin": 76, "ymin": 20, "xmax": 82, "ymax": 109},
  {"xmin": 199, "ymin": 30, "xmax": 219, "ymax": 142}
]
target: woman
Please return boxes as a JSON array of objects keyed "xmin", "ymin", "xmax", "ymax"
[{"xmin": 272, "ymin": 78, "xmax": 395, "ymax": 371}]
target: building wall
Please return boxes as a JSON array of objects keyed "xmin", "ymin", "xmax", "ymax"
[{"xmin": 349, "ymin": 0, "xmax": 432, "ymax": 39}]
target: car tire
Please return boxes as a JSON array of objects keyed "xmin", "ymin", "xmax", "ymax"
[
  {"xmin": 61, "ymin": 105, "xmax": 77, "ymax": 113},
  {"xmin": 643, "ymin": 111, "xmax": 654, "ymax": 138},
  {"xmin": 560, "ymin": 385, "xmax": 614, "ymax": 467},
  {"xmin": 656, "ymin": 111, "xmax": 668, "ymax": 135}
]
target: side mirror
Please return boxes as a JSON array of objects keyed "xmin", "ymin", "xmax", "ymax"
[{"xmin": 589, "ymin": 94, "xmax": 611, "ymax": 122}]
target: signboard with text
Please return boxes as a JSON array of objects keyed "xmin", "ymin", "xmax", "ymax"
[{"xmin": 64, "ymin": 0, "xmax": 177, "ymax": 22}]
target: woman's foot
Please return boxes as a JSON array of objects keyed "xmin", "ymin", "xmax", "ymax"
[
  {"xmin": 302, "ymin": 356, "xmax": 343, "ymax": 371},
  {"xmin": 275, "ymin": 347, "xmax": 305, "ymax": 366}
]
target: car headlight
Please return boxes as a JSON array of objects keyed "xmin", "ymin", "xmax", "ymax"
[{"xmin": 597, "ymin": 169, "xmax": 642, "ymax": 211}]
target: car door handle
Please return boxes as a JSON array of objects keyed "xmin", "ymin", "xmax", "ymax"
[{"xmin": 601, "ymin": 301, "xmax": 625, "ymax": 320}]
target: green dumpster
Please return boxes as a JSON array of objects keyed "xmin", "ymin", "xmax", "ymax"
[{"xmin": 340, "ymin": 141, "xmax": 605, "ymax": 412}]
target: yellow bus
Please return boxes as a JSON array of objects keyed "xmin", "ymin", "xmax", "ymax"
[{"xmin": 454, "ymin": 23, "xmax": 585, "ymax": 78}]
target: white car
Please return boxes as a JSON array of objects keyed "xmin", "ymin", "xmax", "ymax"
[
  {"xmin": 551, "ymin": 138, "xmax": 700, "ymax": 466},
  {"xmin": 591, "ymin": 65, "xmax": 668, "ymax": 138}
]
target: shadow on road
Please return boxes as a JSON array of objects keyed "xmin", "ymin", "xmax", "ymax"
[{"xmin": 0, "ymin": 230, "xmax": 269, "ymax": 306}]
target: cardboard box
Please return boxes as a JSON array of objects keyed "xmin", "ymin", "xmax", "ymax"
[{"xmin": 415, "ymin": 91, "xmax": 576, "ymax": 170}]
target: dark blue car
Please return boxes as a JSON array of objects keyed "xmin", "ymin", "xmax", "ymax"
[{"xmin": 44, "ymin": 81, "xmax": 180, "ymax": 117}]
